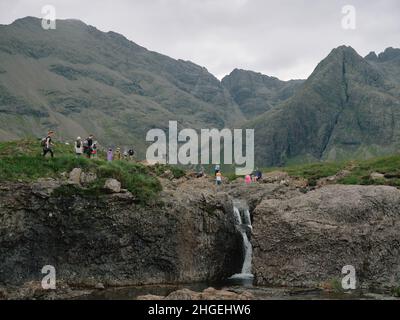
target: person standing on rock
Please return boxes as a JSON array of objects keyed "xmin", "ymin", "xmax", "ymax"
[
  {"xmin": 114, "ymin": 147, "xmax": 122, "ymax": 160},
  {"xmin": 216, "ymin": 171, "xmax": 222, "ymax": 186},
  {"xmin": 107, "ymin": 148, "xmax": 113, "ymax": 162},
  {"xmin": 91, "ymin": 141, "xmax": 98, "ymax": 158},
  {"xmin": 128, "ymin": 148, "xmax": 135, "ymax": 161},
  {"xmin": 74, "ymin": 137, "xmax": 83, "ymax": 157},
  {"xmin": 214, "ymin": 164, "xmax": 221, "ymax": 176},
  {"xmin": 41, "ymin": 131, "xmax": 54, "ymax": 158}
]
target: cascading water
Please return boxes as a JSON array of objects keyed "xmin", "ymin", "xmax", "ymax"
[{"xmin": 229, "ymin": 200, "xmax": 254, "ymax": 282}]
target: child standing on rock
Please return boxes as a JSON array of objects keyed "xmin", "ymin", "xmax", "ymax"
[{"xmin": 216, "ymin": 171, "xmax": 222, "ymax": 186}]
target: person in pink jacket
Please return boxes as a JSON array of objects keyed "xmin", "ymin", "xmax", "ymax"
[{"xmin": 245, "ymin": 174, "xmax": 252, "ymax": 184}]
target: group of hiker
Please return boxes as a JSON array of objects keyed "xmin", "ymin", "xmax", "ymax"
[
  {"xmin": 41, "ymin": 131, "xmax": 262, "ymax": 184},
  {"xmin": 107, "ymin": 147, "xmax": 135, "ymax": 162},
  {"xmin": 74, "ymin": 135, "xmax": 98, "ymax": 158},
  {"xmin": 246, "ymin": 169, "xmax": 262, "ymax": 184},
  {"xmin": 41, "ymin": 131, "xmax": 135, "ymax": 162},
  {"xmin": 195, "ymin": 163, "xmax": 262, "ymax": 186}
]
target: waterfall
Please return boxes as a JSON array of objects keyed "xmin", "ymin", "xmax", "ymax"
[
  {"xmin": 229, "ymin": 200, "xmax": 254, "ymax": 280},
  {"xmin": 233, "ymin": 207, "xmax": 242, "ymax": 225}
]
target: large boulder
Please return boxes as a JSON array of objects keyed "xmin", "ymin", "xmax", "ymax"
[
  {"xmin": 103, "ymin": 178, "xmax": 121, "ymax": 193},
  {"xmin": 252, "ymin": 185, "xmax": 400, "ymax": 290},
  {"xmin": 68, "ymin": 168, "xmax": 82, "ymax": 185},
  {"xmin": 0, "ymin": 178, "xmax": 242, "ymax": 290}
]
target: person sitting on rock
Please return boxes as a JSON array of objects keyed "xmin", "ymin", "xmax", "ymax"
[
  {"xmin": 255, "ymin": 169, "xmax": 262, "ymax": 182},
  {"xmin": 196, "ymin": 165, "xmax": 205, "ymax": 178},
  {"xmin": 245, "ymin": 174, "xmax": 252, "ymax": 184}
]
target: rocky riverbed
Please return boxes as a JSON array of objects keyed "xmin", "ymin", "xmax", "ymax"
[{"xmin": 1, "ymin": 169, "xmax": 400, "ymax": 299}]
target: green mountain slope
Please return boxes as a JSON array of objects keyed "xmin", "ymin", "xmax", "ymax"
[
  {"xmin": 0, "ymin": 17, "xmax": 244, "ymax": 156},
  {"xmin": 249, "ymin": 46, "xmax": 400, "ymax": 166},
  {"xmin": 1, "ymin": 17, "xmax": 400, "ymax": 167}
]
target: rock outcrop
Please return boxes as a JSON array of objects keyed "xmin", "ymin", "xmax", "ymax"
[
  {"xmin": 0, "ymin": 179, "xmax": 243, "ymax": 289},
  {"xmin": 137, "ymin": 287, "xmax": 254, "ymax": 300},
  {"xmin": 252, "ymin": 185, "xmax": 400, "ymax": 290}
]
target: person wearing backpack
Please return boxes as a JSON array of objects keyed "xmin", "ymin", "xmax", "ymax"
[
  {"xmin": 128, "ymin": 148, "xmax": 135, "ymax": 161},
  {"xmin": 84, "ymin": 135, "xmax": 94, "ymax": 158},
  {"xmin": 42, "ymin": 131, "xmax": 54, "ymax": 158},
  {"xmin": 91, "ymin": 141, "xmax": 98, "ymax": 158},
  {"xmin": 75, "ymin": 137, "xmax": 83, "ymax": 157}
]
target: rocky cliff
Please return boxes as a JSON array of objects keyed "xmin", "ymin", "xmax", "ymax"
[
  {"xmin": 0, "ymin": 178, "xmax": 243, "ymax": 289},
  {"xmin": 1, "ymin": 172, "xmax": 400, "ymax": 298},
  {"xmin": 252, "ymin": 184, "xmax": 400, "ymax": 290}
]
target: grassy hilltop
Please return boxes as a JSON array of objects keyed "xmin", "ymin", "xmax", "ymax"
[{"xmin": 0, "ymin": 140, "xmax": 185, "ymax": 203}]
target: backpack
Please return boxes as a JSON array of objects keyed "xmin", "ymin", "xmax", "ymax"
[
  {"xmin": 129, "ymin": 149, "xmax": 134, "ymax": 156},
  {"xmin": 76, "ymin": 140, "xmax": 81, "ymax": 148},
  {"xmin": 83, "ymin": 140, "xmax": 89, "ymax": 148},
  {"xmin": 41, "ymin": 137, "xmax": 47, "ymax": 147}
]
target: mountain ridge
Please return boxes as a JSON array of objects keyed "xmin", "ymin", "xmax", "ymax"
[{"xmin": 1, "ymin": 17, "xmax": 400, "ymax": 166}]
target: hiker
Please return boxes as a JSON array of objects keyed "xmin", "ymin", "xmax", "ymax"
[
  {"xmin": 107, "ymin": 148, "xmax": 113, "ymax": 162},
  {"xmin": 128, "ymin": 148, "xmax": 135, "ymax": 161},
  {"xmin": 214, "ymin": 164, "xmax": 221, "ymax": 176},
  {"xmin": 216, "ymin": 171, "xmax": 222, "ymax": 185},
  {"xmin": 245, "ymin": 174, "xmax": 252, "ymax": 184},
  {"xmin": 196, "ymin": 165, "xmax": 205, "ymax": 178},
  {"xmin": 41, "ymin": 131, "xmax": 54, "ymax": 158},
  {"xmin": 74, "ymin": 137, "xmax": 83, "ymax": 157},
  {"xmin": 91, "ymin": 141, "xmax": 98, "ymax": 158},
  {"xmin": 83, "ymin": 134, "xmax": 94, "ymax": 158},
  {"xmin": 123, "ymin": 150, "xmax": 128, "ymax": 161},
  {"xmin": 255, "ymin": 169, "xmax": 262, "ymax": 182},
  {"xmin": 114, "ymin": 147, "xmax": 122, "ymax": 160}
]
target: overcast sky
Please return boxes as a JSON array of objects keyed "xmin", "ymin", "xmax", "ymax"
[{"xmin": 1, "ymin": 0, "xmax": 399, "ymax": 80}]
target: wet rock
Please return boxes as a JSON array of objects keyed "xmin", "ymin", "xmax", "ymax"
[
  {"xmin": 103, "ymin": 178, "xmax": 121, "ymax": 193},
  {"xmin": 95, "ymin": 283, "xmax": 105, "ymax": 290},
  {"xmin": 137, "ymin": 287, "xmax": 254, "ymax": 300}
]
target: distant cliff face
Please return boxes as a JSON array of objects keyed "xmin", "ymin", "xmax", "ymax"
[
  {"xmin": 1, "ymin": 17, "xmax": 400, "ymax": 166},
  {"xmin": 222, "ymin": 69, "xmax": 304, "ymax": 119},
  {"xmin": 248, "ymin": 46, "xmax": 400, "ymax": 166}
]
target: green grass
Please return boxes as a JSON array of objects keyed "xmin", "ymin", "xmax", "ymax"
[
  {"xmin": 262, "ymin": 153, "xmax": 400, "ymax": 188},
  {"xmin": 0, "ymin": 140, "xmax": 182, "ymax": 204},
  {"xmin": 337, "ymin": 155, "xmax": 400, "ymax": 187},
  {"xmin": 391, "ymin": 287, "xmax": 400, "ymax": 297},
  {"xmin": 266, "ymin": 162, "xmax": 345, "ymax": 186}
]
